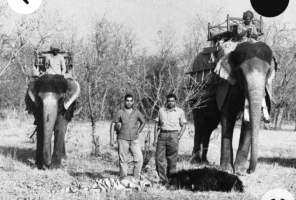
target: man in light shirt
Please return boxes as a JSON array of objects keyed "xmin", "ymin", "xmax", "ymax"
[
  {"xmin": 45, "ymin": 44, "xmax": 66, "ymax": 75},
  {"xmin": 153, "ymin": 93, "xmax": 187, "ymax": 184}
]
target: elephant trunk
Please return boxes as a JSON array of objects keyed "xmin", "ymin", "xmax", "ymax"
[
  {"xmin": 246, "ymin": 72, "xmax": 265, "ymax": 173},
  {"xmin": 41, "ymin": 93, "xmax": 59, "ymax": 167}
]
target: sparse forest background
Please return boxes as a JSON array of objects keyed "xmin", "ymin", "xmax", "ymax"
[{"xmin": 1, "ymin": 3, "xmax": 296, "ymax": 130}]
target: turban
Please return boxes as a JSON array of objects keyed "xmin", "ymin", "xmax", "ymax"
[
  {"xmin": 50, "ymin": 44, "xmax": 60, "ymax": 51},
  {"xmin": 243, "ymin": 10, "xmax": 254, "ymax": 20}
]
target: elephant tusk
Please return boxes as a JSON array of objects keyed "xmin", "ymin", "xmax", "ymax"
[
  {"xmin": 262, "ymin": 98, "xmax": 270, "ymax": 123},
  {"xmin": 244, "ymin": 98, "xmax": 250, "ymax": 122}
]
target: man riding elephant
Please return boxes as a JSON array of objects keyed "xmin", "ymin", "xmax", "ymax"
[
  {"xmin": 32, "ymin": 43, "xmax": 73, "ymax": 79},
  {"xmin": 235, "ymin": 10, "xmax": 258, "ymax": 43}
]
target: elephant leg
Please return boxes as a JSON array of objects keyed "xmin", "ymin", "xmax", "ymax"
[
  {"xmin": 51, "ymin": 114, "xmax": 68, "ymax": 169},
  {"xmin": 202, "ymin": 116, "xmax": 220, "ymax": 163},
  {"xmin": 192, "ymin": 108, "xmax": 206, "ymax": 163},
  {"xmin": 234, "ymin": 121, "xmax": 251, "ymax": 174},
  {"xmin": 192, "ymin": 108, "xmax": 219, "ymax": 164},
  {"xmin": 62, "ymin": 141, "xmax": 67, "ymax": 160},
  {"xmin": 220, "ymin": 108, "xmax": 238, "ymax": 173},
  {"xmin": 35, "ymin": 124, "xmax": 44, "ymax": 170}
]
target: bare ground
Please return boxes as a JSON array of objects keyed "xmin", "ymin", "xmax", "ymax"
[{"xmin": 0, "ymin": 115, "xmax": 295, "ymax": 200}]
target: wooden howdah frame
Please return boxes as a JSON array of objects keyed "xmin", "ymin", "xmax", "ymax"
[
  {"xmin": 33, "ymin": 50, "xmax": 74, "ymax": 74},
  {"xmin": 207, "ymin": 14, "xmax": 264, "ymax": 42}
]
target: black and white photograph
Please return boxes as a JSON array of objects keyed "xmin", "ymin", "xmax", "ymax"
[{"xmin": 0, "ymin": 0, "xmax": 295, "ymax": 199}]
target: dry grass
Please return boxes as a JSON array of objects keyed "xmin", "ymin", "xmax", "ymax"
[{"xmin": 0, "ymin": 115, "xmax": 295, "ymax": 199}]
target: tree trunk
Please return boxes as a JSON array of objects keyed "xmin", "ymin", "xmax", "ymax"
[
  {"xmin": 287, "ymin": 108, "xmax": 291, "ymax": 122},
  {"xmin": 87, "ymin": 70, "xmax": 99, "ymax": 156},
  {"xmin": 91, "ymin": 120, "xmax": 99, "ymax": 156},
  {"xmin": 275, "ymin": 106, "xmax": 285, "ymax": 130},
  {"xmin": 99, "ymin": 87, "xmax": 109, "ymax": 121}
]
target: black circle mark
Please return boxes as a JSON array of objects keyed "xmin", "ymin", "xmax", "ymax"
[
  {"xmin": 250, "ymin": 0, "xmax": 289, "ymax": 17},
  {"xmin": 23, "ymin": 0, "xmax": 29, "ymax": 4}
]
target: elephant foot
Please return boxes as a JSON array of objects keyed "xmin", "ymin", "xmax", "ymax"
[
  {"xmin": 50, "ymin": 160, "xmax": 62, "ymax": 169},
  {"xmin": 36, "ymin": 164, "xmax": 45, "ymax": 170},
  {"xmin": 35, "ymin": 160, "xmax": 45, "ymax": 170},
  {"xmin": 190, "ymin": 156, "xmax": 209, "ymax": 165},
  {"xmin": 50, "ymin": 162, "xmax": 62, "ymax": 169},
  {"xmin": 201, "ymin": 158, "xmax": 210, "ymax": 165},
  {"xmin": 220, "ymin": 163, "xmax": 234, "ymax": 174},
  {"xmin": 234, "ymin": 160, "xmax": 249, "ymax": 174},
  {"xmin": 246, "ymin": 168, "xmax": 255, "ymax": 174},
  {"xmin": 234, "ymin": 167, "xmax": 246, "ymax": 176}
]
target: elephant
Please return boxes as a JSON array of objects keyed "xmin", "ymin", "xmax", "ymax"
[
  {"xmin": 25, "ymin": 74, "xmax": 80, "ymax": 169},
  {"xmin": 191, "ymin": 41, "xmax": 274, "ymax": 174}
]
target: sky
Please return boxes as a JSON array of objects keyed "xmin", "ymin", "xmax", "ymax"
[{"xmin": 6, "ymin": 0, "xmax": 296, "ymax": 53}]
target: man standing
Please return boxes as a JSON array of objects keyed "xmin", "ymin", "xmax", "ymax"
[
  {"xmin": 153, "ymin": 94, "xmax": 187, "ymax": 184},
  {"xmin": 113, "ymin": 94, "xmax": 146, "ymax": 180}
]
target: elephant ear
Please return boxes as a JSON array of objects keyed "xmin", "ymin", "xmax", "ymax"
[
  {"xmin": 214, "ymin": 52, "xmax": 237, "ymax": 85},
  {"xmin": 64, "ymin": 79, "xmax": 80, "ymax": 110},
  {"xmin": 25, "ymin": 77, "xmax": 39, "ymax": 114},
  {"xmin": 27, "ymin": 77, "xmax": 39, "ymax": 105}
]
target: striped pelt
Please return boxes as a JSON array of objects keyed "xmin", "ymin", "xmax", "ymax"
[{"xmin": 53, "ymin": 176, "xmax": 152, "ymax": 193}]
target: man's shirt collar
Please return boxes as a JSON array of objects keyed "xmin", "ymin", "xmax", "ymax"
[{"xmin": 165, "ymin": 107, "xmax": 176, "ymax": 111}]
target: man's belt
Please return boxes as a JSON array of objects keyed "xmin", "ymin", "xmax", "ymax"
[{"xmin": 160, "ymin": 130, "xmax": 178, "ymax": 133}]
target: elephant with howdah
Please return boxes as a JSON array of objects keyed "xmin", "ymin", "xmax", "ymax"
[
  {"xmin": 191, "ymin": 41, "xmax": 274, "ymax": 174},
  {"xmin": 25, "ymin": 74, "xmax": 80, "ymax": 169}
]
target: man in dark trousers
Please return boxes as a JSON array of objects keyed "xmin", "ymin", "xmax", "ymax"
[
  {"xmin": 113, "ymin": 94, "xmax": 146, "ymax": 180},
  {"xmin": 153, "ymin": 94, "xmax": 187, "ymax": 184}
]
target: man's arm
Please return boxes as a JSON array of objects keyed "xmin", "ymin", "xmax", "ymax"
[
  {"xmin": 137, "ymin": 111, "xmax": 146, "ymax": 133},
  {"xmin": 153, "ymin": 122, "xmax": 160, "ymax": 147},
  {"xmin": 60, "ymin": 56, "xmax": 66, "ymax": 75},
  {"xmin": 110, "ymin": 111, "xmax": 121, "ymax": 146},
  {"xmin": 178, "ymin": 124, "xmax": 186, "ymax": 141},
  {"xmin": 110, "ymin": 122, "xmax": 116, "ymax": 147},
  {"xmin": 237, "ymin": 24, "xmax": 248, "ymax": 37},
  {"xmin": 178, "ymin": 110, "xmax": 188, "ymax": 141}
]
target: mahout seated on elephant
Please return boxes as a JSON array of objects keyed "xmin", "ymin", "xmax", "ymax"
[
  {"xmin": 190, "ymin": 41, "xmax": 275, "ymax": 174},
  {"xmin": 25, "ymin": 74, "xmax": 80, "ymax": 169},
  {"xmin": 33, "ymin": 44, "xmax": 74, "ymax": 79}
]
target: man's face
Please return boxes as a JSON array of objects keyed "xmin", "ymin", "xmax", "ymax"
[
  {"xmin": 125, "ymin": 97, "xmax": 134, "ymax": 109},
  {"xmin": 167, "ymin": 97, "xmax": 176, "ymax": 109},
  {"xmin": 52, "ymin": 49, "xmax": 59, "ymax": 56},
  {"xmin": 244, "ymin": 17, "xmax": 252, "ymax": 25}
]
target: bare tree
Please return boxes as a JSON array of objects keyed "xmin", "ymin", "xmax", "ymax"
[{"xmin": 79, "ymin": 18, "xmax": 136, "ymax": 156}]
